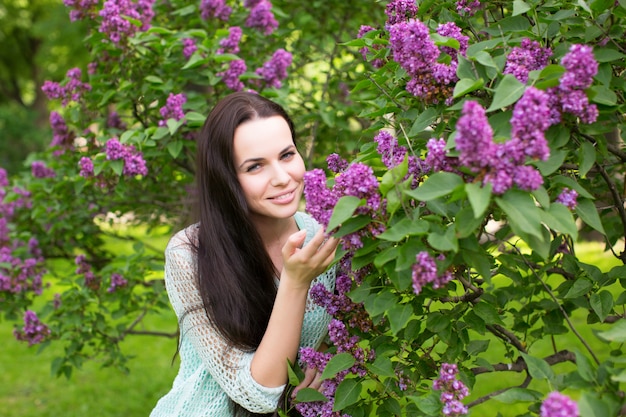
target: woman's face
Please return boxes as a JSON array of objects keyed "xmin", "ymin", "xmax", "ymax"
[{"xmin": 233, "ymin": 116, "xmax": 305, "ymax": 222}]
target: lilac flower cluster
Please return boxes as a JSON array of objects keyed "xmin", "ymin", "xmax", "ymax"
[
  {"xmin": 548, "ymin": 44, "xmax": 599, "ymax": 124},
  {"xmin": 245, "ymin": 0, "xmax": 278, "ymax": 35},
  {"xmin": 105, "ymin": 137, "xmax": 149, "ymax": 177},
  {"xmin": 540, "ymin": 392, "xmax": 579, "ymax": 417},
  {"xmin": 456, "ymin": 0, "xmax": 481, "ymax": 16},
  {"xmin": 425, "ymin": 138, "xmax": 455, "ymax": 173},
  {"xmin": 13, "ymin": 310, "xmax": 51, "ymax": 346},
  {"xmin": 0, "ymin": 239, "xmax": 45, "ymax": 296},
  {"xmin": 310, "ymin": 257, "xmax": 372, "ymax": 333},
  {"xmin": 454, "ymin": 91, "xmax": 549, "ymax": 194},
  {"xmin": 99, "ymin": 0, "xmax": 156, "ymax": 44},
  {"xmin": 357, "ymin": 25, "xmax": 385, "ymax": 69},
  {"xmin": 182, "ymin": 38, "xmax": 197, "ymax": 59},
  {"xmin": 296, "ymin": 319, "xmax": 372, "ymax": 417},
  {"xmin": 304, "ymin": 163, "xmax": 384, "ymax": 251},
  {"xmin": 374, "ymin": 130, "xmax": 424, "ymax": 187},
  {"xmin": 218, "ymin": 59, "xmax": 247, "ymax": 91},
  {"xmin": 504, "ymin": 38, "xmax": 552, "ymax": 84},
  {"xmin": 255, "ymin": 49, "xmax": 292, "ymax": 89},
  {"xmin": 217, "ymin": 26, "xmax": 243, "ymax": 54},
  {"xmin": 326, "ymin": 153, "xmax": 348, "ymax": 174},
  {"xmin": 159, "ymin": 93, "xmax": 187, "ymax": 127},
  {"xmin": 556, "ymin": 188, "xmax": 578, "ymax": 210},
  {"xmin": 388, "ymin": 19, "xmax": 463, "ymax": 104},
  {"xmin": 432, "ymin": 363, "xmax": 469, "ymax": 416},
  {"xmin": 385, "ymin": 0, "xmax": 418, "ymax": 25},
  {"xmin": 42, "ymin": 68, "xmax": 92, "ymax": 107},
  {"xmin": 79, "ymin": 157, "xmax": 95, "ymax": 178},
  {"xmin": 106, "ymin": 111, "xmax": 126, "ymax": 130},
  {"xmin": 437, "ymin": 22, "xmax": 469, "ymax": 59},
  {"xmin": 107, "ymin": 273, "xmax": 128, "ymax": 292},
  {"xmin": 49, "ymin": 111, "xmax": 74, "ymax": 151},
  {"xmin": 412, "ymin": 251, "xmax": 453, "ymax": 295},
  {"xmin": 76, "ymin": 254, "xmax": 100, "ymax": 291},
  {"xmin": 200, "ymin": 0, "xmax": 231, "ymax": 21},
  {"xmin": 31, "ymin": 161, "xmax": 56, "ymax": 179},
  {"xmin": 63, "ymin": 0, "xmax": 99, "ymax": 21}
]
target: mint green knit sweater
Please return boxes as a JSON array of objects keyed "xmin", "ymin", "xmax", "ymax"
[{"xmin": 150, "ymin": 212, "xmax": 336, "ymax": 416}]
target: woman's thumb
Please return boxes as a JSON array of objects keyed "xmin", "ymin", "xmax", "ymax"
[{"xmin": 283, "ymin": 229, "xmax": 307, "ymax": 254}]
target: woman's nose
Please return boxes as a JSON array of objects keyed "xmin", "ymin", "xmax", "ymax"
[{"xmin": 270, "ymin": 163, "xmax": 290, "ymax": 186}]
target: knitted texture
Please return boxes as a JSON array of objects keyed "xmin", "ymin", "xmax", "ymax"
[{"xmin": 151, "ymin": 212, "xmax": 336, "ymax": 416}]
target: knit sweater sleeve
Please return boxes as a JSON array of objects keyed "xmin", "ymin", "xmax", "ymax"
[{"xmin": 164, "ymin": 229, "xmax": 284, "ymax": 414}]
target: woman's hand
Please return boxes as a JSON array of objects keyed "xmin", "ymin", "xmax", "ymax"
[
  {"xmin": 280, "ymin": 228, "xmax": 338, "ymax": 290},
  {"xmin": 291, "ymin": 366, "xmax": 323, "ymax": 398}
]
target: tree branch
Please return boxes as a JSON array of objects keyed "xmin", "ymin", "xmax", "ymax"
[{"xmin": 595, "ymin": 162, "xmax": 626, "ymax": 263}]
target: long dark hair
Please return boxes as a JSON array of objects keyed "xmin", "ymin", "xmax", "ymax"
[{"xmin": 193, "ymin": 92, "xmax": 296, "ymax": 416}]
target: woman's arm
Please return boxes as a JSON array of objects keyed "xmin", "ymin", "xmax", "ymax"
[{"xmin": 250, "ymin": 227, "xmax": 337, "ymax": 387}]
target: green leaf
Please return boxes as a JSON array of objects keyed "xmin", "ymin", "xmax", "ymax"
[
  {"xmin": 590, "ymin": 290, "xmax": 614, "ymax": 322},
  {"xmin": 321, "ymin": 353, "xmax": 356, "ymax": 380},
  {"xmin": 520, "ymin": 352, "xmax": 555, "ymax": 381},
  {"xmin": 405, "ymin": 172, "xmax": 463, "ymax": 201},
  {"xmin": 534, "ymin": 150, "xmax": 567, "ymax": 176},
  {"xmin": 368, "ymin": 356, "xmax": 396, "ymax": 378},
  {"xmin": 495, "ymin": 191, "xmax": 544, "ymax": 240},
  {"xmin": 473, "ymin": 301, "xmax": 505, "ymax": 325},
  {"xmin": 574, "ymin": 349, "xmax": 596, "ymax": 382},
  {"xmin": 466, "ymin": 182, "xmax": 492, "ymax": 218},
  {"xmin": 110, "ymin": 159, "xmax": 124, "ymax": 176},
  {"xmin": 578, "ymin": 392, "xmax": 611, "ymax": 417},
  {"xmin": 564, "ymin": 278, "xmax": 593, "ymax": 298},
  {"xmin": 594, "ymin": 48, "xmax": 626, "ymax": 62},
  {"xmin": 456, "ymin": 205, "xmax": 484, "ymax": 238},
  {"xmin": 487, "ymin": 75, "xmax": 526, "ymax": 112},
  {"xmin": 409, "ymin": 107, "xmax": 438, "ymax": 136},
  {"xmin": 577, "ymin": 0, "xmax": 593, "ymax": 15},
  {"xmin": 576, "ymin": 198, "xmax": 606, "ymax": 235},
  {"xmin": 377, "ymin": 217, "xmax": 429, "ymax": 242},
  {"xmin": 387, "ymin": 303, "xmax": 414, "ymax": 335},
  {"xmin": 493, "ymin": 388, "xmax": 543, "ymax": 403},
  {"xmin": 453, "ymin": 78, "xmax": 485, "ymax": 98},
  {"xmin": 596, "ymin": 319, "xmax": 626, "ymax": 342},
  {"xmin": 542, "ymin": 203, "xmax": 578, "ymax": 240},
  {"xmin": 427, "ymin": 224, "xmax": 458, "ymax": 252},
  {"xmin": 167, "ymin": 140, "xmax": 184, "ymax": 159},
  {"xmin": 181, "ymin": 53, "xmax": 207, "ymax": 70},
  {"xmin": 512, "ymin": 0, "xmax": 532, "ymax": 16},
  {"xmin": 552, "ymin": 175, "xmax": 594, "ymax": 199},
  {"xmin": 295, "ymin": 388, "xmax": 328, "ymax": 403},
  {"xmin": 579, "ymin": 141, "xmax": 596, "ymax": 178},
  {"xmin": 409, "ymin": 391, "xmax": 441, "ymax": 414},
  {"xmin": 166, "ymin": 118, "xmax": 184, "ymax": 135},
  {"xmin": 590, "ymin": 85, "xmax": 618, "ymax": 106},
  {"xmin": 287, "ymin": 359, "xmax": 304, "ymax": 386},
  {"xmin": 144, "ymin": 75, "xmax": 163, "ymax": 84},
  {"xmin": 327, "ymin": 196, "xmax": 363, "ymax": 232},
  {"xmin": 333, "ymin": 379, "xmax": 362, "ymax": 411}
]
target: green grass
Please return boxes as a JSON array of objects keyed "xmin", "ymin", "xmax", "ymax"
[{"xmin": 0, "ymin": 312, "xmax": 179, "ymax": 417}]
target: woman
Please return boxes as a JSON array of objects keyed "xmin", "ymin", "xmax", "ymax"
[{"xmin": 151, "ymin": 92, "xmax": 338, "ymax": 416}]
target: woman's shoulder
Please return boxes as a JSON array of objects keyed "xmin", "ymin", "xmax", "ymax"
[{"xmin": 166, "ymin": 223, "xmax": 199, "ymax": 253}]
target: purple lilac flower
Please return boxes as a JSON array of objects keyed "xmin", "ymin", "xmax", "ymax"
[
  {"xmin": 14, "ymin": 310, "xmax": 50, "ymax": 346},
  {"xmin": 0, "ymin": 240, "xmax": 44, "ymax": 295},
  {"xmin": 255, "ymin": 49, "xmax": 292, "ymax": 89},
  {"xmin": 78, "ymin": 157, "xmax": 94, "ymax": 177},
  {"xmin": 105, "ymin": 137, "xmax": 126, "ymax": 160},
  {"xmin": 357, "ymin": 25, "xmax": 385, "ymax": 68},
  {"xmin": 425, "ymin": 138, "xmax": 454, "ymax": 173},
  {"xmin": 556, "ymin": 188, "xmax": 578, "ymax": 210},
  {"xmin": 42, "ymin": 68, "xmax": 91, "ymax": 107},
  {"xmin": 411, "ymin": 251, "xmax": 438, "ymax": 294},
  {"xmin": 31, "ymin": 162, "xmax": 56, "ymax": 178},
  {"xmin": 326, "ymin": 153, "xmax": 348, "ymax": 173},
  {"xmin": 454, "ymin": 101, "xmax": 495, "ymax": 170},
  {"xmin": 456, "ymin": 0, "xmax": 481, "ymax": 16},
  {"xmin": 245, "ymin": 0, "xmax": 278, "ymax": 35},
  {"xmin": 436, "ymin": 22, "xmax": 469, "ymax": 58},
  {"xmin": 200, "ymin": 0, "xmax": 231, "ymax": 20},
  {"xmin": 504, "ymin": 38, "xmax": 552, "ymax": 84},
  {"xmin": 49, "ymin": 112, "xmax": 73, "ymax": 149},
  {"xmin": 63, "ymin": 0, "xmax": 100, "ymax": 21},
  {"xmin": 106, "ymin": 111, "xmax": 126, "ymax": 130},
  {"xmin": 41, "ymin": 81, "xmax": 64, "ymax": 100},
  {"xmin": 389, "ymin": 19, "xmax": 438, "ymax": 77},
  {"xmin": 159, "ymin": 93, "xmax": 187, "ymax": 127},
  {"xmin": 107, "ymin": 273, "xmax": 128, "ymax": 292},
  {"xmin": 509, "ymin": 87, "xmax": 551, "ymax": 162},
  {"xmin": 0, "ymin": 168, "xmax": 8, "ymax": 188},
  {"xmin": 104, "ymin": 138, "xmax": 148, "ymax": 177},
  {"xmin": 334, "ymin": 163, "xmax": 381, "ymax": 212},
  {"xmin": 512, "ymin": 165, "xmax": 543, "ymax": 191},
  {"xmin": 182, "ymin": 38, "xmax": 197, "ymax": 59},
  {"xmin": 433, "ymin": 363, "xmax": 469, "ymax": 417},
  {"xmin": 217, "ymin": 26, "xmax": 243, "ymax": 54},
  {"xmin": 540, "ymin": 392, "xmax": 579, "ymax": 417},
  {"xmin": 303, "ymin": 169, "xmax": 337, "ymax": 228},
  {"xmin": 99, "ymin": 0, "xmax": 155, "ymax": 44},
  {"xmin": 385, "ymin": 0, "xmax": 418, "ymax": 26},
  {"xmin": 374, "ymin": 130, "xmax": 407, "ymax": 169},
  {"xmin": 218, "ymin": 60, "xmax": 247, "ymax": 92}
]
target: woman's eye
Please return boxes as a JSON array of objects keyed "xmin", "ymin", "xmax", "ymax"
[
  {"xmin": 246, "ymin": 163, "xmax": 261, "ymax": 172},
  {"xmin": 281, "ymin": 151, "xmax": 295, "ymax": 160}
]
